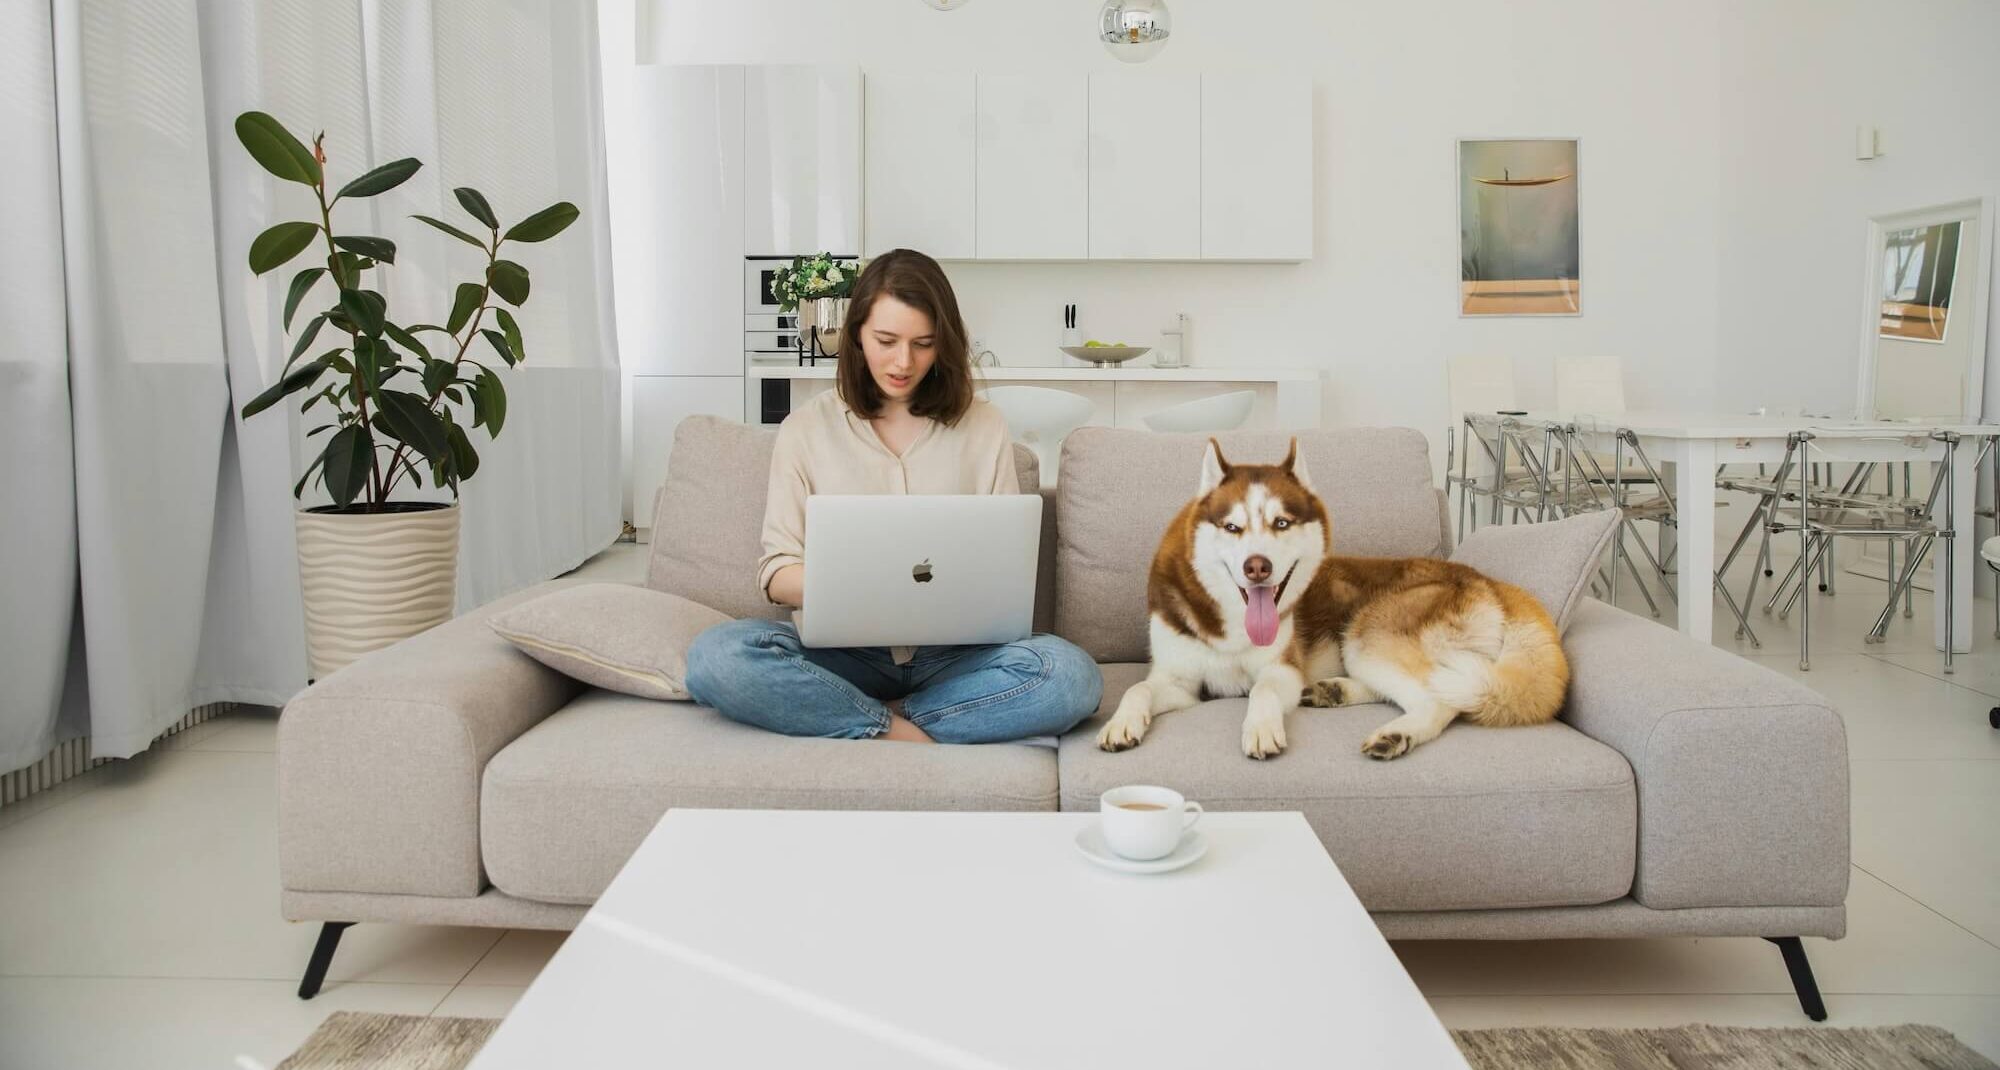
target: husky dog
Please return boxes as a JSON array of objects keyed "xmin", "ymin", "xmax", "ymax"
[{"xmin": 1098, "ymin": 439, "xmax": 1569, "ymax": 761}]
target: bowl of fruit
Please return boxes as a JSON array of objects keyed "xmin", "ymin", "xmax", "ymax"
[{"xmin": 1059, "ymin": 340, "xmax": 1151, "ymax": 367}]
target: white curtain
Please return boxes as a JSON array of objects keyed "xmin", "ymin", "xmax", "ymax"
[{"xmin": 1, "ymin": 0, "xmax": 621, "ymax": 771}]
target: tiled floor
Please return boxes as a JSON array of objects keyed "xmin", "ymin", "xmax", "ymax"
[{"xmin": 3, "ymin": 538, "xmax": 1998, "ymax": 1068}]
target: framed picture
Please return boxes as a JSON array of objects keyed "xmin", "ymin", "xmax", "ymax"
[{"xmin": 1457, "ymin": 138, "xmax": 1581, "ymax": 316}]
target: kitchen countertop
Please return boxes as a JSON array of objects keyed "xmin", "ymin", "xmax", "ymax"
[{"xmin": 746, "ymin": 364, "xmax": 1319, "ymax": 383}]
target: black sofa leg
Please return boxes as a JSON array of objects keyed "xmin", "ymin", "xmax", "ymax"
[
  {"xmin": 299, "ymin": 922, "xmax": 354, "ymax": 1000},
  {"xmin": 1766, "ymin": 936, "xmax": 1827, "ymax": 1021}
]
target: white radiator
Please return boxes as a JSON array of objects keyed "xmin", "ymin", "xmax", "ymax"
[{"xmin": 0, "ymin": 703, "xmax": 234, "ymax": 811}]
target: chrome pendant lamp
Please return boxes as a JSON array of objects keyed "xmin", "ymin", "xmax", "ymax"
[{"xmin": 1099, "ymin": 0, "xmax": 1172, "ymax": 63}]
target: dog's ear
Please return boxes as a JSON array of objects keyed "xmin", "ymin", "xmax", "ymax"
[
  {"xmin": 1199, "ymin": 438, "xmax": 1232, "ymax": 495},
  {"xmin": 1282, "ymin": 437, "xmax": 1312, "ymax": 490}
]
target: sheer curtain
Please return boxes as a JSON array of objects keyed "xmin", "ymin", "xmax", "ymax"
[{"xmin": 1, "ymin": 0, "xmax": 620, "ymax": 772}]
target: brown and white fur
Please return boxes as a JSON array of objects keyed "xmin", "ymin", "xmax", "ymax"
[{"xmin": 1097, "ymin": 439, "xmax": 1569, "ymax": 761}]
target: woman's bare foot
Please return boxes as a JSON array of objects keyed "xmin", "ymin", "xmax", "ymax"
[{"xmin": 882, "ymin": 702, "xmax": 934, "ymax": 743}]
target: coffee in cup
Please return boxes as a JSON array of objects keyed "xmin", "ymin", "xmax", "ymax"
[{"xmin": 1099, "ymin": 785, "xmax": 1203, "ymax": 861}]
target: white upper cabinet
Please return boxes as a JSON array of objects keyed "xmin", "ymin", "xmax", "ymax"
[
  {"xmin": 1088, "ymin": 72, "xmax": 1201, "ymax": 260},
  {"xmin": 864, "ymin": 73, "xmax": 976, "ymax": 259},
  {"xmin": 621, "ymin": 65, "xmax": 744, "ymax": 377},
  {"xmin": 745, "ymin": 66, "xmax": 862, "ymax": 256},
  {"xmin": 1201, "ymin": 73, "xmax": 1313, "ymax": 261},
  {"xmin": 975, "ymin": 74, "xmax": 1088, "ymax": 260}
]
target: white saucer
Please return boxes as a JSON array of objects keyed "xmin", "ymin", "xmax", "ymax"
[{"xmin": 1073, "ymin": 824, "xmax": 1209, "ymax": 874}]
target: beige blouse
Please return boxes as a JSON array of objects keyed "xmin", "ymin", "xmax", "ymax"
[{"xmin": 758, "ymin": 388, "xmax": 1020, "ymax": 632}]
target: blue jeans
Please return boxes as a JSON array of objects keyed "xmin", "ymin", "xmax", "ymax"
[{"xmin": 684, "ymin": 619, "xmax": 1102, "ymax": 744}]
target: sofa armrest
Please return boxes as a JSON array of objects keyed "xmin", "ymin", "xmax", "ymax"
[
  {"xmin": 279, "ymin": 578, "xmax": 590, "ymax": 902},
  {"xmin": 1561, "ymin": 599, "xmax": 1849, "ymax": 912}
]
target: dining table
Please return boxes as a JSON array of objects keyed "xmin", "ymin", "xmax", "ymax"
[{"xmin": 1463, "ymin": 410, "xmax": 2000, "ymax": 657}]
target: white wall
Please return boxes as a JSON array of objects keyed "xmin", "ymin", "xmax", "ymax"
[
  {"xmin": 643, "ymin": 0, "xmax": 1726, "ymax": 469},
  {"xmin": 1714, "ymin": 0, "xmax": 2000, "ymax": 420}
]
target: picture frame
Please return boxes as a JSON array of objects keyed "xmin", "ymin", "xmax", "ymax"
[{"xmin": 1457, "ymin": 137, "xmax": 1582, "ymax": 317}]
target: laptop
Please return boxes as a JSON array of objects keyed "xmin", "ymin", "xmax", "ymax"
[{"xmin": 797, "ymin": 494, "xmax": 1042, "ymax": 649}]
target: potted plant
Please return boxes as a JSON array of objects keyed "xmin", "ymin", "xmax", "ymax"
[
  {"xmin": 232, "ymin": 111, "xmax": 578, "ymax": 679},
  {"xmin": 772, "ymin": 252, "xmax": 859, "ymax": 354}
]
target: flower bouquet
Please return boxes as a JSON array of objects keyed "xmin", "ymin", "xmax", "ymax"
[{"xmin": 773, "ymin": 253, "xmax": 859, "ymax": 358}]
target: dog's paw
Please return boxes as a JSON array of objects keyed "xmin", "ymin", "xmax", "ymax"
[
  {"xmin": 1097, "ymin": 712, "xmax": 1150, "ymax": 752},
  {"xmin": 1300, "ymin": 677, "xmax": 1357, "ymax": 708},
  {"xmin": 1361, "ymin": 729, "xmax": 1410, "ymax": 761},
  {"xmin": 1241, "ymin": 711, "xmax": 1288, "ymax": 760}
]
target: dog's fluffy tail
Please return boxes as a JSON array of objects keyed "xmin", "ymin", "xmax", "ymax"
[{"xmin": 1425, "ymin": 588, "xmax": 1569, "ymax": 727}]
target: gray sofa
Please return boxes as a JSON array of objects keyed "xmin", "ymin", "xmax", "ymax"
[{"xmin": 278, "ymin": 418, "xmax": 1849, "ymax": 1016}]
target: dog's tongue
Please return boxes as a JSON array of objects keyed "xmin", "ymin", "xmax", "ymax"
[{"xmin": 1245, "ymin": 585, "xmax": 1279, "ymax": 646}]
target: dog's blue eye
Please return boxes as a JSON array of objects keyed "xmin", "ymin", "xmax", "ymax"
[
  {"xmin": 1274, "ymin": 517, "xmax": 1291, "ymax": 530},
  {"xmin": 1223, "ymin": 522, "xmax": 1242, "ymax": 534}
]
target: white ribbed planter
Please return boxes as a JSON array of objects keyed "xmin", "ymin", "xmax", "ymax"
[{"xmin": 295, "ymin": 502, "xmax": 460, "ymax": 680}]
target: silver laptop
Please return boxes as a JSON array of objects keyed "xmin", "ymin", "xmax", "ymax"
[{"xmin": 797, "ymin": 495, "xmax": 1042, "ymax": 649}]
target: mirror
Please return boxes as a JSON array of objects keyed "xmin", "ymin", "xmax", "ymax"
[{"xmin": 1858, "ymin": 197, "xmax": 1993, "ymax": 422}]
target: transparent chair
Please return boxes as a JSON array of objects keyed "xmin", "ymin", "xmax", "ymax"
[
  {"xmin": 1757, "ymin": 429, "xmax": 1964, "ymax": 672},
  {"xmin": 1445, "ymin": 355, "xmax": 1524, "ymax": 539},
  {"xmin": 1558, "ymin": 422, "xmax": 1758, "ymax": 641}
]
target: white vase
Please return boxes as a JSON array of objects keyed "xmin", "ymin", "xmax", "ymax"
[{"xmin": 294, "ymin": 502, "xmax": 460, "ymax": 680}]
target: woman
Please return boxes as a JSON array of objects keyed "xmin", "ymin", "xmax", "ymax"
[{"xmin": 685, "ymin": 249, "xmax": 1102, "ymax": 744}]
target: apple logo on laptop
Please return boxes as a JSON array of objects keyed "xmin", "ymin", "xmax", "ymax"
[{"xmin": 912, "ymin": 559, "xmax": 934, "ymax": 584}]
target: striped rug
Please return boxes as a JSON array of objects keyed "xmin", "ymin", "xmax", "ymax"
[{"xmin": 280, "ymin": 1012, "xmax": 1998, "ymax": 1069}]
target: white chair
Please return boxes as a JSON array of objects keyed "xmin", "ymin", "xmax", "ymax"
[
  {"xmin": 1983, "ymin": 535, "xmax": 2000, "ymax": 637},
  {"xmin": 1446, "ymin": 355, "xmax": 1537, "ymax": 536},
  {"xmin": 1555, "ymin": 355, "xmax": 1653, "ymax": 490},
  {"xmin": 1450, "ymin": 354, "xmax": 1518, "ymax": 415},
  {"xmin": 1142, "ymin": 390, "xmax": 1255, "ymax": 433},
  {"xmin": 1554, "ymin": 355, "xmax": 1628, "ymax": 415},
  {"xmin": 980, "ymin": 386, "xmax": 1095, "ymax": 488}
]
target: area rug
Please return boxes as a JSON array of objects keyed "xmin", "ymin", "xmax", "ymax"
[{"xmin": 280, "ymin": 1012, "xmax": 1999, "ymax": 1069}]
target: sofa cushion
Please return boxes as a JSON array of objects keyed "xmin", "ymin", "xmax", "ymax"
[
  {"xmin": 646, "ymin": 415, "xmax": 1048, "ymax": 627},
  {"xmin": 1054, "ymin": 428, "xmax": 1449, "ymax": 662},
  {"xmin": 1449, "ymin": 509, "xmax": 1620, "ymax": 634},
  {"xmin": 481, "ymin": 690, "xmax": 1061, "ymax": 904},
  {"xmin": 1059, "ymin": 664, "xmax": 1636, "ymax": 912},
  {"xmin": 487, "ymin": 583, "xmax": 730, "ymax": 700}
]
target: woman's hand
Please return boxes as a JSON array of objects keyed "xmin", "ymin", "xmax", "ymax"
[{"xmin": 766, "ymin": 563, "xmax": 805, "ymax": 608}]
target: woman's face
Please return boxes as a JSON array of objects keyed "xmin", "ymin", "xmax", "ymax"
[{"xmin": 858, "ymin": 294, "xmax": 936, "ymax": 407}]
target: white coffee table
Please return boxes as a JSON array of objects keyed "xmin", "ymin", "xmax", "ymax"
[{"xmin": 469, "ymin": 810, "xmax": 1468, "ymax": 1069}]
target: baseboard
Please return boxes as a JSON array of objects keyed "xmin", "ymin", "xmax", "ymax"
[{"xmin": 0, "ymin": 702, "xmax": 235, "ymax": 811}]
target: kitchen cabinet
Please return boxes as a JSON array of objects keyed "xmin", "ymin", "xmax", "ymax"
[
  {"xmin": 1087, "ymin": 72, "xmax": 1200, "ymax": 260},
  {"xmin": 619, "ymin": 65, "xmax": 743, "ymax": 377},
  {"xmin": 745, "ymin": 66, "xmax": 862, "ymax": 257},
  {"xmin": 864, "ymin": 73, "xmax": 976, "ymax": 259},
  {"xmin": 975, "ymin": 74, "xmax": 1088, "ymax": 260},
  {"xmin": 631, "ymin": 375, "xmax": 745, "ymax": 532},
  {"xmin": 1201, "ymin": 73, "xmax": 1312, "ymax": 261}
]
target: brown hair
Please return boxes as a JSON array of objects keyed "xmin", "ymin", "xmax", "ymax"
[{"xmin": 836, "ymin": 248, "xmax": 975, "ymax": 425}]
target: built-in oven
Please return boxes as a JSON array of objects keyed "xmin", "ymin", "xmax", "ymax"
[
  {"xmin": 744, "ymin": 256, "xmax": 812, "ymax": 366},
  {"xmin": 744, "ymin": 256, "xmax": 786, "ymax": 316},
  {"xmin": 747, "ymin": 253, "xmax": 856, "ymax": 424},
  {"xmin": 749, "ymin": 254, "xmax": 846, "ymax": 424}
]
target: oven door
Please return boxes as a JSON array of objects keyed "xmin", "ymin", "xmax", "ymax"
[
  {"xmin": 745, "ymin": 330, "xmax": 802, "ymax": 354},
  {"xmin": 745, "ymin": 258, "xmax": 786, "ymax": 314}
]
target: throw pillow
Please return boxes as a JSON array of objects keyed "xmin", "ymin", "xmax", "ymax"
[
  {"xmin": 487, "ymin": 583, "xmax": 731, "ymax": 700},
  {"xmin": 1448, "ymin": 509, "xmax": 1620, "ymax": 635}
]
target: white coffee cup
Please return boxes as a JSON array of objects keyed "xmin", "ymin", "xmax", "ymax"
[{"xmin": 1099, "ymin": 785, "xmax": 1204, "ymax": 861}]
